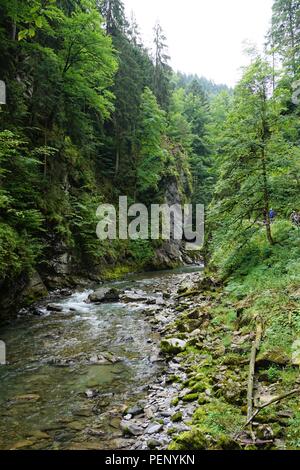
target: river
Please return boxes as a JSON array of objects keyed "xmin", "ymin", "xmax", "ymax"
[{"xmin": 0, "ymin": 265, "xmax": 202, "ymax": 450}]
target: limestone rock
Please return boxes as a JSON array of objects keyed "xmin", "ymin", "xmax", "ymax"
[{"xmin": 88, "ymin": 287, "xmax": 121, "ymax": 303}]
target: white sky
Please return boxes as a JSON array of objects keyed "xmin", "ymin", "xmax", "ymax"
[{"xmin": 123, "ymin": 0, "xmax": 274, "ymax": 87}]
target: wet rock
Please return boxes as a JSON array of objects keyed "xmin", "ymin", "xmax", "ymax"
[
  {"xmin": 123, "ymin": 414, "xmax": 132, "ymax": 421},
  {"xmin": 67, "ymin": 421, "xmax": 86, "ymax": 431},
  {"xmin": 109, "ymin": 438, "xmax": 134, "ymax": 449},
  {"xmin": 88, "ymin": 351, "xmax": 120, "ymax": 365},
  {"xmin": 120, "ymin": 421, "xmax": 144, "ymax": 436},
  {"xmin": 69, "ymin": 442, "xmax": 103, "ymax": 450},
  {"xmin": 21, "ymin": 271, "xmax": 48, "ymax": 305},
  {"xmin": 46, "ymin": 304, "xmax": 63, "ymax": 312},
  {"xmin": 121, "ymin": 290, "xmax": 147, "ymax": 303},
  {"xmin": 10, "ymin": 439, "xmax": 35, "ymax": 450},
  {"xmin": 25, "ymin": 431, "xmax": 50, "ymax": 441},
  {"xmin": 86, "ymin": 428, "xmax": 105, "ymax": 437},
  {"xmin": 85, "ymin": 389, "xmax": 98, "ymax": 399},
  {"xmin": 88, "ymin": 287, "xmax": 121, "ymax": 303},
  {"xmin": 89, "ymin": 354, "xmax": 110, "ymax": 365},
  {"xmin": 102, "ymin": 351, "xmax": 121, "ymax": 364},
  {"xmin": 73, "ymin": 408, "xmax": 93, "ymax": 418},
  {"xmin": 11, "ymin": 394, "xmax": 40, "ymax": 402},
  {"xmin": 150, "ymin": 354, "xmax": 164, "ymax": 363}
]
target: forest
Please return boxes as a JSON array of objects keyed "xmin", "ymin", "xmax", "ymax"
[{"xmin": 0, "ymin": 0, "xmax": 300, "ymax": 453}]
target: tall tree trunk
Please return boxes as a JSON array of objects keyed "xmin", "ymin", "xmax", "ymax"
[
  {"xmin": 261, "ymin": 148, "xmax": 274, "ymax": 245},
  {"xmin": 261, "ymin": 86, "xmax": 274, "ymax": 246},
  {"xmin": 115, "ymin": 145, "xmax": 120, "ymax": 177},
  {"xmin": 11, "ymin": 22, "xmax": 16, "ymax": 41},
  {"xmin": 287, "ymin": 0, "xmax": 297, "ymax": 75}
]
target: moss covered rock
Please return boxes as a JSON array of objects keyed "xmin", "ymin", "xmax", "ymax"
[
  {"xmin": 256, "ymin": 348, "xmax": 290, "ymax": 367},
  {"xmin": 161, "ymin": 338, "xmax": 187, "ymax": 355},
  {"xmin": 169, "ymin": 428, "xmax": 209, "ymax": 450}
]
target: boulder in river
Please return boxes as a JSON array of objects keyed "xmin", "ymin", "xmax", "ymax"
[
  {"xmin": 11, "ymin": 394, "xmax": 40, "ymax": 402},
  {"xmin": 46, "ymin": 304, "xmax": 63, "ymax": 312},
  {"xmin": 85, "ymin": 389, "xmax": 98, "ymax": 399},
  {"xmin": 88, "ymin": 287, "xmax": 121, "ymax": 303},
  {"xmin": 121, "ymin": 290, "xmax": 148, "ymax": 303}
]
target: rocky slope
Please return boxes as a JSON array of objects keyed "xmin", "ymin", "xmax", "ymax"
[{"xmin": 115, "ymin": 275, "xmax": 300, "ymax": 450}]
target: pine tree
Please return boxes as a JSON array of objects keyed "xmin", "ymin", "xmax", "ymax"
[
  {"xmin": 136, "ymin": 87, "xmax": 167, "ymax": 198},
  {"xmin": 269, "ymin": 0, "xmax": 300, "ymax": 75},
  {"xmin": 153, "ymin": 23, "xmax": 172, "ymax": 110}
]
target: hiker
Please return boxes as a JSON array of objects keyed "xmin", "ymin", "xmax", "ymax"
[
  {"xmin": 269, "ymin": 208, "xmax": 276, "ymax": 222},
  {"xmin": 291, "ymin": 211, "xmax": 300, "ymax": 227}
]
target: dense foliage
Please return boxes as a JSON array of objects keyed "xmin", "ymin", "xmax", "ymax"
[{"xmin": 0, "ymin": 0, "xmax": 213, "ymax": 295}]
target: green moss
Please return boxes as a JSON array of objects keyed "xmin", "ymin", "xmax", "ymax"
[
  {"xmin": 198, "ymin": 394, "xmax": 210, "ymax": 405},
  {"xmin": 182, "ymin": 393, "xmax": 198, "ymax": 402},
  {"xmin": 171, "ymin": 412, "xmax": 183, "ymax": 423},
  {"xmin": 171, "ymin": 397, "xmax": 179, "ymax": 406},
  {"xmin": 286, "ymin": 411, "xmax": 300, "ymax": 449},
  {"xmin": 102, "ymin": 265, "xmax": 136, "ymax": 281},
  {"xmin": 192, "ymin": 400, "xmax": 244, "ymax": 440},
  {"xmin": 161, "ymin": 338, "xmax": 187, "ymax": 355},
  {"xmin": 169, "ymin": 428, "xmax": 209, "ymax": 450}
]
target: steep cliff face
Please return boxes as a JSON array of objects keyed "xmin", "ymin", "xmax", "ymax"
[{"xmin": 151, "ymin": 176, "xmax": 201, "ymax": 270}]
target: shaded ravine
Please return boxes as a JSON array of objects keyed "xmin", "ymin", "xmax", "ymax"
[{"xmin": 0, "ymin": 266, "xmax": 202, "ymax": 450}]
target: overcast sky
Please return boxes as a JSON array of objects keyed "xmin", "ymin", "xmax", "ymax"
[{"xmin": 123, "ymin": 0, "xmax": 274, "ymax": 87}]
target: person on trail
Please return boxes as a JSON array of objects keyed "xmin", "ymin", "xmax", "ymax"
[
  {"xmin": 291, "ymin": 211, "xmax": 300, "ymax": 227},
  {"xmin": 269, "ymin": 208, "xmax": 276, "ymax": 222}
]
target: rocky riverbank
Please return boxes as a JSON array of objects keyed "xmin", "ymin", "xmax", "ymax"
[
  {"xmin": 1, "ymin": 265, "xmax": 299, "ymax": 450},
  {"xmin": 115, "ymin": 274, "xmax": 300, "ymax": 451}
]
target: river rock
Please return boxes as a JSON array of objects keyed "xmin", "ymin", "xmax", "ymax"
[
  {"xmin": 121, "ymin": 291, "xmax": 148, "ymax": 303},
  {"xmin": 120, "ymin": 421, "xmax": 144, "ymax": 436},
  {"xmin": 21, "ymin": 271, "xmax": 48, "ymax": 304},
  {"xmin": 146, "ymin": 423, "xmax": 163, "ymax": 434},
  {"xmin": 86, "ymin": 428, "xmax": 105, "ymax": 437},
  {"xmin": 10, "ymin": 439, "xmax": 35, "ymax": 450},
  {"xmin": 102, "ymin": 351, "xmax": 121, "ymax": 363},
  {"xmin": 88, "ymin": 288, "xmax": 121, "ymax": 303},
  {"xmin": 11, "ymin": 394, "xmax": 40, "ymax": 402},
  {"xmin": 85, "ymin": 389, "xmax": 98, "ymax": 399},
  {"xmin": 125, "ymin": 404, "xmax": 144, "ymax": 417},
  {"xmin": 46, "ymin": 304, "xmax": 63, "ymax": 312}
]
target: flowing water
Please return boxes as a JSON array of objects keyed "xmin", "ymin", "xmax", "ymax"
[{"xmin": 0, "ymin": 266, "xmax": 202, "ymax": 450}]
